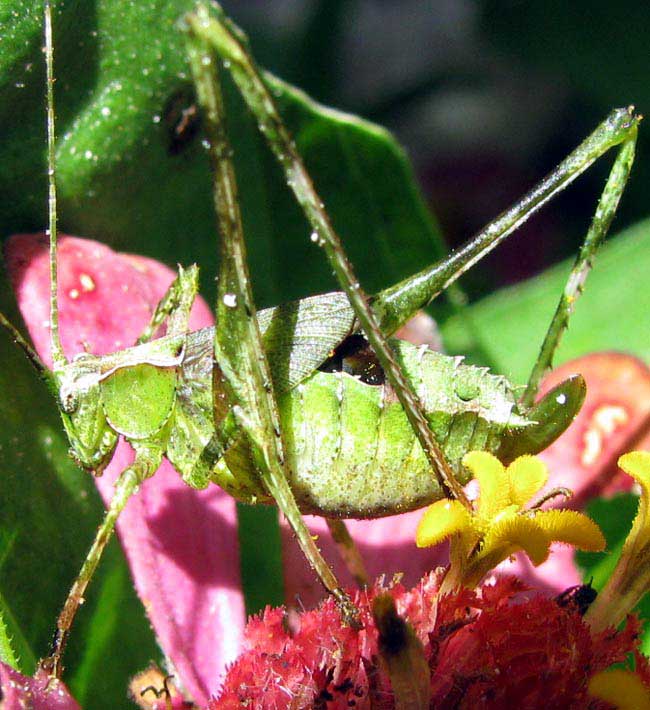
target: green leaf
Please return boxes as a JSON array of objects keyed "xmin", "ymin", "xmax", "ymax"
[
  {"xmin": 0, "ymin": 0, "xmax": 448, "ymax": 705},
  {"xmin": 0, "ymin": 1, "xmax": 446, "ymax": 304}
]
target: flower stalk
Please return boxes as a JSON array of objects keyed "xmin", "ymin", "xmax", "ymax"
[{"xmin": 586, "ymin": 451, "xmax": 650, "ymax": 632}]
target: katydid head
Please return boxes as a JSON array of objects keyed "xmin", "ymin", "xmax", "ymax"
[{"xmin": 56, "ymin": 354, "xmax": 118, "ymax": 474}]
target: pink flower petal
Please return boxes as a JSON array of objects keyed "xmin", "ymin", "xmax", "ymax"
[
  {"xmin": 281, "ymin": 513, "xmax": 449, "ymax": 609},
  {"xmin": 5, "ymin": 234, "xmax": 244, "ymax": 705},
  {"xmin": 0, "ymin": 664, "xmax": 79, "ymax": 709},
  {"xmin": 539, "ymin": 352, "xmax": 650, "ymax": 507},
  {"xmin": 395, "ymin": 310, "xmax": 443, "ymax": 351}
]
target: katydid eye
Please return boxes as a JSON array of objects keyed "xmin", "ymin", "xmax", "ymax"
[{"xmin": 61, "ymin": 391, "xmax": 79, "ymax": 414}]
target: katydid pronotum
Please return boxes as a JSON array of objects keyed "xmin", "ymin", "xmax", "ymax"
[{"xmin": 0, "ymin": 0, "xmax": 639, "ymax": 682}]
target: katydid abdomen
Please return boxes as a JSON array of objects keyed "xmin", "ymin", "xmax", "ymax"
[{"xmin": 207, "ymin": 337, "xmax": 585, "ymax": 518}]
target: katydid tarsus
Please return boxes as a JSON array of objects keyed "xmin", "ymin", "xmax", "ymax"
[{"xmin": 0, "ymin": 0, "xmax": 639, "ymax": 681}]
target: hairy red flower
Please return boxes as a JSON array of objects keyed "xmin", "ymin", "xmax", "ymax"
[{"xmin": 212, "ymin": 572, "xmax": 640, "ymax": 709}]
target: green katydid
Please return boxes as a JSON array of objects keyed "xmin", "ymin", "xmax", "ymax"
[{"xmin": 0, "ymin": 0, "xmax": 639, "ymax": 681}]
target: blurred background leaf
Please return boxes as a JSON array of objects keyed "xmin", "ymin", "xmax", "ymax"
[{"xmin": 1, "ymin": 0, "xmax": 648, "ymax": 705}]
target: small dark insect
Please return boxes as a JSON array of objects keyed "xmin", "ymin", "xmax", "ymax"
[
  {"xmin": 163, "ymin": 85, "xmax": 201, "ymax": 155},
  {"xmin": 555, "ymin": 581, "xmax": 598, "ymax": 615}
]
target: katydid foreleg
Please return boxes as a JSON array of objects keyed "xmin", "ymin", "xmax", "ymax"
[
  {"xmin": 41, "ymin": 266, "xmax": 202, "ymax": 678},
  {"xmin": 135, "ymin": 264, "xmax": 199, "ymax": 346},
  {"xmin": 41, "ymin": 446, "xmax": 162, "ymax": 678},
  {"xmin": 40, "ymin": 270, "xmax": 201, "ymax": 677}
]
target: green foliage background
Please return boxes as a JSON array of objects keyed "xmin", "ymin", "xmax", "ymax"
[{"xmin": 0, "ymin": 1, "xmax": 648, "ymax": 706}]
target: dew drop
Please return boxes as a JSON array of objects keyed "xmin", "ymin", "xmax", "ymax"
[
  {"xmin": 79, "ymin": 273, "xmax": 96, "ymax": 292},
  {"xmin": 223, "ymin": 293, "xmax": 237, "ymax": 308}
]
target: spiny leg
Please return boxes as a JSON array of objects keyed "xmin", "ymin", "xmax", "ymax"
[
  {"xmin": 187, "ymin": 3, "xmax": 469, "ymax": 509},
  {"xmin": 40, "ymin": 446, "xmax": 163, "ymax": 678},
  {"xmin": 521, "ymin": 115, "xmax": 639, "ymax": 406},
  {"xmin": 185, "ymin": 22, "xmax": 360, "ymax": 624},
  {"xmin": 41, "ymin": 264, "xmax": 194, "ymax": 677}
]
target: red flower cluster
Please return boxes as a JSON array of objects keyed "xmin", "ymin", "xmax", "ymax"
[{"xmin": 212, "ymin": 572, "xmax": 640, "ymax": 709}]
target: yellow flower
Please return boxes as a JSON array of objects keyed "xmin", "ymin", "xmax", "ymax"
[
  {"xmin": 416, "ymin": 451, "xmax": 605, "ymax": 592},
  {"xmin": 585, "ymin": 451, "xmax": 650, "ymax": 632}
]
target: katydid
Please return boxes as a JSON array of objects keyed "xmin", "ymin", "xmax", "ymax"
[{"xmin": 0, "ymin": 0, "xmax": 639, "ymax": 681}]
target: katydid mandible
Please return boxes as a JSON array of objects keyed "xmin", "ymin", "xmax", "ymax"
[{"xmin": 0, "ymin": 0, "xmax": 639, "ymax": 681}]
